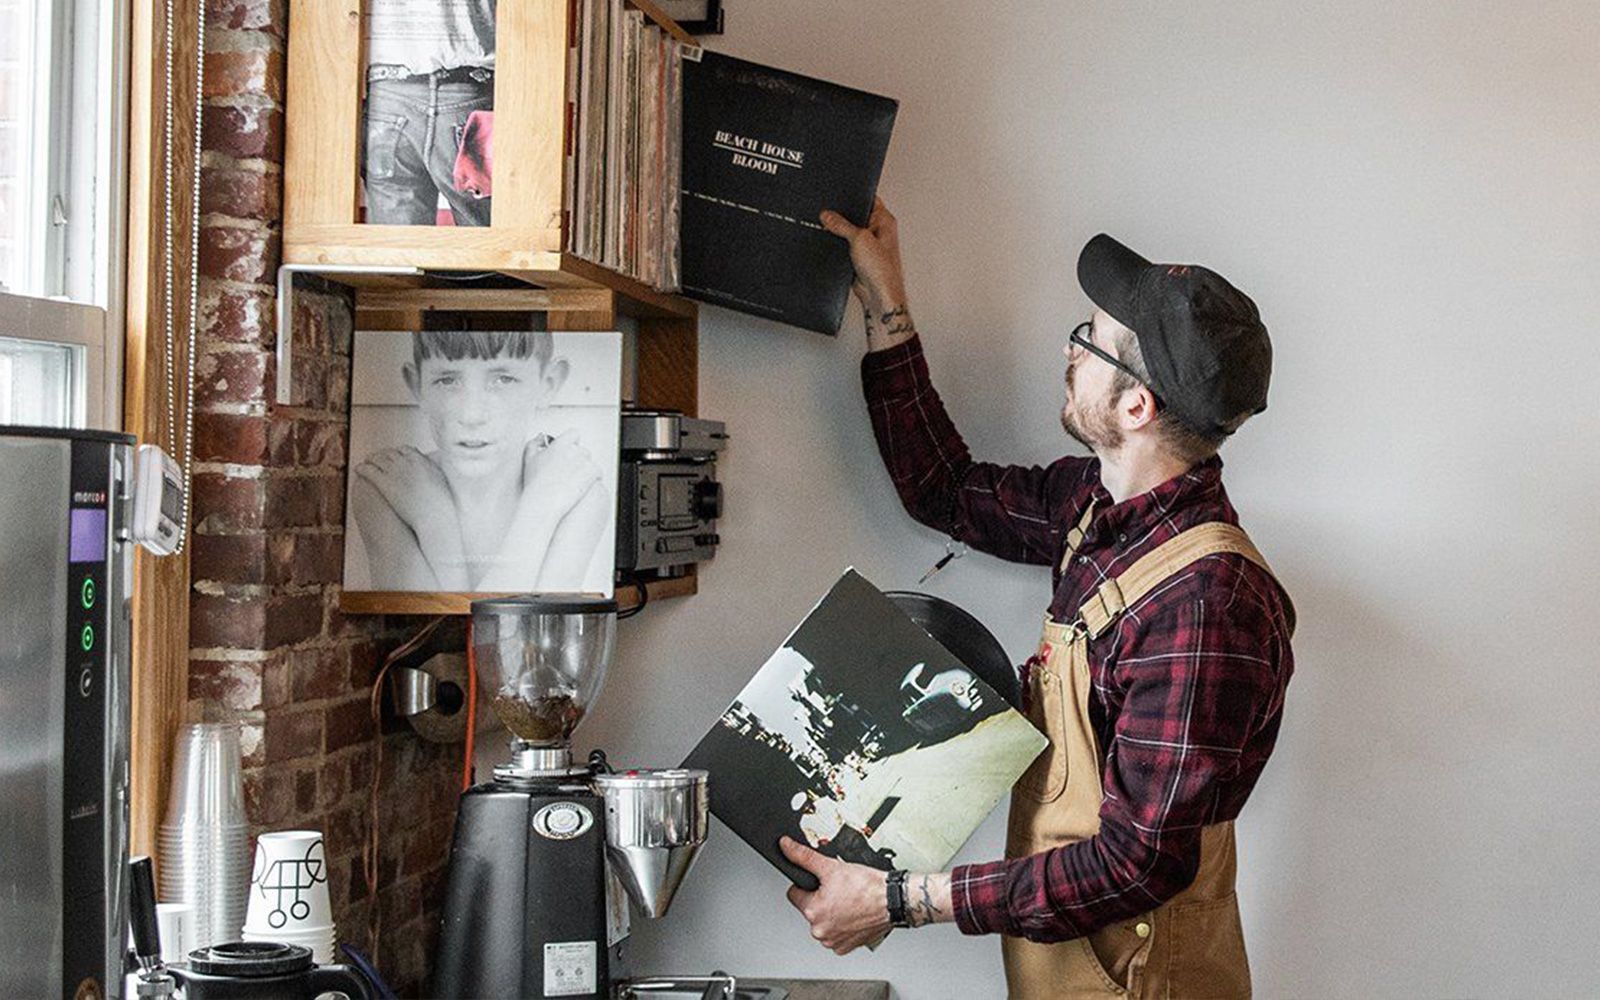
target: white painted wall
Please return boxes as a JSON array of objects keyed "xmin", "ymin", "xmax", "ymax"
[{"xmin": 487, "ymin": 2, "xmax": 1600, "ymax": 995}]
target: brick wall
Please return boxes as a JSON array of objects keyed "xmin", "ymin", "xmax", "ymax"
[{"xmin": 186, "ymin": 2, "xmax": 459, "ymax": 993}]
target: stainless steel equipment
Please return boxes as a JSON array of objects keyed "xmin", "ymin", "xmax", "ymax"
[
  {"xmin": 616, "ymin": 974, "xmax": 787, "ymax": 1000},
  {"xmin": 592, "ymin": 770, "xmax": 709, "ymax": 920},
  {"xmin": 617, "ymin": 409, "xmax": 725, "ymax": 575},
  {"xmin": 0, "ymin": 426, "xmax": 136, "ymax": 999},
  {"xmin": 433, "ymin": 596, "xmax": 710, "ymax": 1000}
]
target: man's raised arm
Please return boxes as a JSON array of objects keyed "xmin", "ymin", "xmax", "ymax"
[{"xmin": 821, "ymin": 199, "xmax": 1092, "ymax": 566}]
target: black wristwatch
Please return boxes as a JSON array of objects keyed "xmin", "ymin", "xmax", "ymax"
[{"xmin": 885, "ymin": 869, "xmax": 911, "ymax": 928}]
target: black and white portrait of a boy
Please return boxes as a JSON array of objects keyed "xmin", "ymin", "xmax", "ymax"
[{"xmin": 343, "ymin": 329, "xmax": 620, "ymax": 596}]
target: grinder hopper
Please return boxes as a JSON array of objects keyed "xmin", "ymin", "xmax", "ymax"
[{"xmin": 472, "ymin": 595, "xmax": 617, "ymax": 759}]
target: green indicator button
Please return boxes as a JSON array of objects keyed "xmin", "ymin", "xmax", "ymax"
[
  {"xmin": 80, "ymin": 624, "xmax": 95, "ymax": 651},
  {"xmin": 81, "ymin": 578, "xmax": 96, "ymax": 608}
]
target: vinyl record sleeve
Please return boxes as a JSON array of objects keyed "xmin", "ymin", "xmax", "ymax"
[
  {"xmin": 682, "ymin": 569, "xmax": 1045, "ymax": 891},
  {"xmin": 678, "ymin": 52, "xmax": 898, "ymax": 335}
]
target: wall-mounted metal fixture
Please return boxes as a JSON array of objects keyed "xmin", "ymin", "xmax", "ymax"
[
  {"xmin": 394, "ymin": 663, "xmax": 442, "ymax": 717},
  {"xmin": 274, "ymin": 264, "xmax": 422, "ymax": 404},
  {"xmin": 381, "ymin": 618, "xmax": 491, "ymax": 744}
]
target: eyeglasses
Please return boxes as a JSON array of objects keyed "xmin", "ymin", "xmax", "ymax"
[{"xmin": 1068, "ymin": 320, "xmax": 1162, "ymax": 406}]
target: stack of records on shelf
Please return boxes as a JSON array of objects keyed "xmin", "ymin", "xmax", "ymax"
[
  {"xmin": 568, "ymin": 0, "xmax": 684, "ymax": 292},
  {"xmin": 564, "ymin": 6, "xmax": 899, "ymax": 335}
]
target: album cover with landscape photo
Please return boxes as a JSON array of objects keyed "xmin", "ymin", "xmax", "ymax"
[{"xmin": 682, "ymin": 569, "xmax": 1045, "ymax": 891}]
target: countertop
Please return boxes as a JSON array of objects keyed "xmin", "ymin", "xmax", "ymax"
[{"xmin": 744, "ymin": 980, "xmax": 891, "ymax": 1000}]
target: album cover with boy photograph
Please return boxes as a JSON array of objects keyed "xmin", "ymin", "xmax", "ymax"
[
  {"xmin": 342, "ymin": 329, "xmax": 621, "ymax": 597},
  {"xmin": 682, "ymin": 569, "xmax": 1045, "ymax": 891}
]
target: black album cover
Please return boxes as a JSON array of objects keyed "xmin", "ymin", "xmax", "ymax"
[
  {"xmin": 678, "ymin": 51, "xmax": 898, "ymax": 335},
  {"xmin": 682, "ymin": 569, "xmax": 1045, "ymax": 891}
]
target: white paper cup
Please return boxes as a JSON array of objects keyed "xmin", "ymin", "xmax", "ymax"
[
  {"xmin": 241, "ymin": 926, "xmax": 337, "ymax": 965},
  {"xmin": 156, "ymin": 903, "xmax": 196, "ymax": 963},
  {"xmin": 245, "ymin": 830, "xmax": 332, "ymax": 933}
]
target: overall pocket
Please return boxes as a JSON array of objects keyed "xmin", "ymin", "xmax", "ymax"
[
  {"xmin": 1080, "ymin": 916, "xmax": 1155, "ymax": 996},
  {"xmin": 1165, "ymin": 891, "xmax": 1251, "ymax": 999},
  {"xmin": 1013, "ymin": 661, "xmax": 1068, "ymax": 803}
]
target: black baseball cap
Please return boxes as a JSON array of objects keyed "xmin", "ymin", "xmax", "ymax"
[{"xmin": 1076, "ymin": 234, "xmax": 1272, "ymax": 438}]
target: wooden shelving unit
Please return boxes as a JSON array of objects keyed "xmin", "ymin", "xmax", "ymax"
[
  {"xmin": 280, "ymin": 0, "xmax": 703, "ymax": 616},
  {"xmin": 340, "ymin": 574, "xmax": 695, "ymax": 617},
  {"xmin": 282, "ymin": 0, "xmax": 695, "ymax": 297}
]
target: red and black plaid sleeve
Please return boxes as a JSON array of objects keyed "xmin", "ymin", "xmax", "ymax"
[
  {"xmin": 951, "ymin": 564, "xmax": 1290, "ymax": 940},
  {"xmin": 860, "ymin": 336, "xmax": 1094, "ymax": 566}
]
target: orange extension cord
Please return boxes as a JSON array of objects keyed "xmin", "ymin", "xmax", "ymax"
[{"xmin": 462, "ymin": 617, "xmax": 477, "ymax": 791}]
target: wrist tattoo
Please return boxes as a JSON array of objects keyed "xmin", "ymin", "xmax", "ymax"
[
  {"xmin": 865, "ymin": 304, "xmax": 914, "ymax": 342},
  {"xmin": 906, "ymin": 875, "xmax": 943, "ymax": 928}
]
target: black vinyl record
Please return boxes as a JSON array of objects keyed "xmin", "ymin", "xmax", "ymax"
[{"xmin": 885, "ymin": 592, "xmax": 1020, "ymax": 711}]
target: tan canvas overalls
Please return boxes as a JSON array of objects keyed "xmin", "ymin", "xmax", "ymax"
[{"xmin": 1003, "ymin": 508, "xmax": 1289, "ymax": 1000}]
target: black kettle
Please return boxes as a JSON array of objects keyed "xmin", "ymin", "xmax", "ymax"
[{"xmin": 129, "ymin": 857, "xmax": 377, "ymax": 1000}]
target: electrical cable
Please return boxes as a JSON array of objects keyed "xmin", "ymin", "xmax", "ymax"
[
  {"xmin": 363, "ymin": 616, "xmax": 444, "ymax": 960},
  {"xmin": 616, "ymin": 579, "xmax": 649, "ymax": 619},
  {"xmin": 462, "ymin": 617, "xmax": 477, "ymax": 792}
]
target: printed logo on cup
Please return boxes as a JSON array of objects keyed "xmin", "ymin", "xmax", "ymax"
[{"xmin": 249, "ymin": 834, "xmax": 329, "ymax": 930}]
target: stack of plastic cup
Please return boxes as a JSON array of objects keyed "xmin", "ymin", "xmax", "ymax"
[
  {"xmin": 158, "ymin": 722, "xmax": 250, "ymax": 949},
  {"xmin": 241, "ymin": 830, "xmax": 337, "ymax": 963}
]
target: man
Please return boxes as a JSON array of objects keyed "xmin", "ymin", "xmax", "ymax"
[
  {"xmin": 778, "ymin": 199, "xmax": 1295, "ymax": 999},
  {"xmin": 362, "ymin": 0, "xmax": 497, "ymax": 226}
]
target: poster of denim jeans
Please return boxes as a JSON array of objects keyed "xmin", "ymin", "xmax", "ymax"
[
  {"xmin": 343, "ymin": 329, "xmax": 621, "ymax": 597},
  {"xmin": 361, "ymin": 1, "xmax": 496, "ymax": 225}
]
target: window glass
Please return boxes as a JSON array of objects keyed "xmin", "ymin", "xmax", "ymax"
[
  {"xmin": 0, "ymin": 334, "xmax": 82, "ymax": 427},
  {"xmin": 0, "ymin": 0, "xmax": 41, "ymax": 294}
]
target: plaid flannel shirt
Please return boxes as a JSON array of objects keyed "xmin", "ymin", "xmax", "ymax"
[{"xmin": 861, "ymin": 336, "xmax": 1295, "ymax": 942}]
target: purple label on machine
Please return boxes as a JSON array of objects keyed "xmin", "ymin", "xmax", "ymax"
[{"xmin": 69, "ymin": 508, "xmax": 106, "ymax": 562}]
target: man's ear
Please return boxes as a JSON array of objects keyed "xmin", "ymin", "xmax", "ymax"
[
  {"xmin": 402, "ymin": 362, "xmax": 421, "ymax": 399},
  {"xmin": 1121, "ymin": 385, "xmax": 1160, "ymax": 431},
  {"xmin": 543, "ymin": 357, "xmax": 570, "ymax": 396}
]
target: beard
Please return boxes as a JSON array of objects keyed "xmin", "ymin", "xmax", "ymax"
[{"xmin": 1060, "ymin": 366, "xmax": 1123, "ymax": 451}]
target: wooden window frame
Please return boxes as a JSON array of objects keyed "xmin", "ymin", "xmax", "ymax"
[{"xmin": 123, "ymin": 0, "xmax": 199, "ymax": 860}]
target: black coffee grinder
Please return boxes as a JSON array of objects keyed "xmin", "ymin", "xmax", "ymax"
[{"xmin": 432, "ymin": 596, "xmax": 709, "ymax": 1000}]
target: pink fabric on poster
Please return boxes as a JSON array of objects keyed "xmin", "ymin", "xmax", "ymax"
[{"xmin": 454, "ymin": 110, "xmax": 494, "ymax": 200}]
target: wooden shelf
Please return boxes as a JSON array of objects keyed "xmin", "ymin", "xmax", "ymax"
[
  {"xmin": 284, "ymin": 2, "xmax": 707, "ymax": 618},
  {"xmin": 339, "ymin": 571, "xmax": 696, "ymax": 616},
  {"xmin": 281, "ymin": 1, "xmax": 700, "ymax": 321}
]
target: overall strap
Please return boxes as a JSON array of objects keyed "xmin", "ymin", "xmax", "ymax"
[
  {"xmin": 1058, "ymin": 502, "xmax": 1098, "ymax": 572},
  {"xmin": 1078, "ymin": 522, "xmax": 1290, "ymax": 639}
]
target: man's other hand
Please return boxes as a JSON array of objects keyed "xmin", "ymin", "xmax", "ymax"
[
  {"xmin": 820, "ymin": 197, "xmax": 909, "ymax": 317},
  {"xmin": 780, "ymin": 835, "xmax": 892, "ymax": 955}
]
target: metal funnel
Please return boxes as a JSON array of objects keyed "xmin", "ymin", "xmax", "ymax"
[{"xmin": 593, "ymin": 769, "xmax": 709, "ymax": 918}]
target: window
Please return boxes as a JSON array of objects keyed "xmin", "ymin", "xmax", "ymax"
[{"xmin": 0, "ymin": 0, "xmax": 128, "ymax": 429}]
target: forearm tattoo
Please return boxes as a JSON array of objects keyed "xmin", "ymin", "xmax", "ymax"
[
  {"xmin": 864, "ymin": 304, "xmax": 915, "ymax": 342},
  {"xmin": 906, "ymin": 875, "xmax": 943, "ymax": 928}
]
